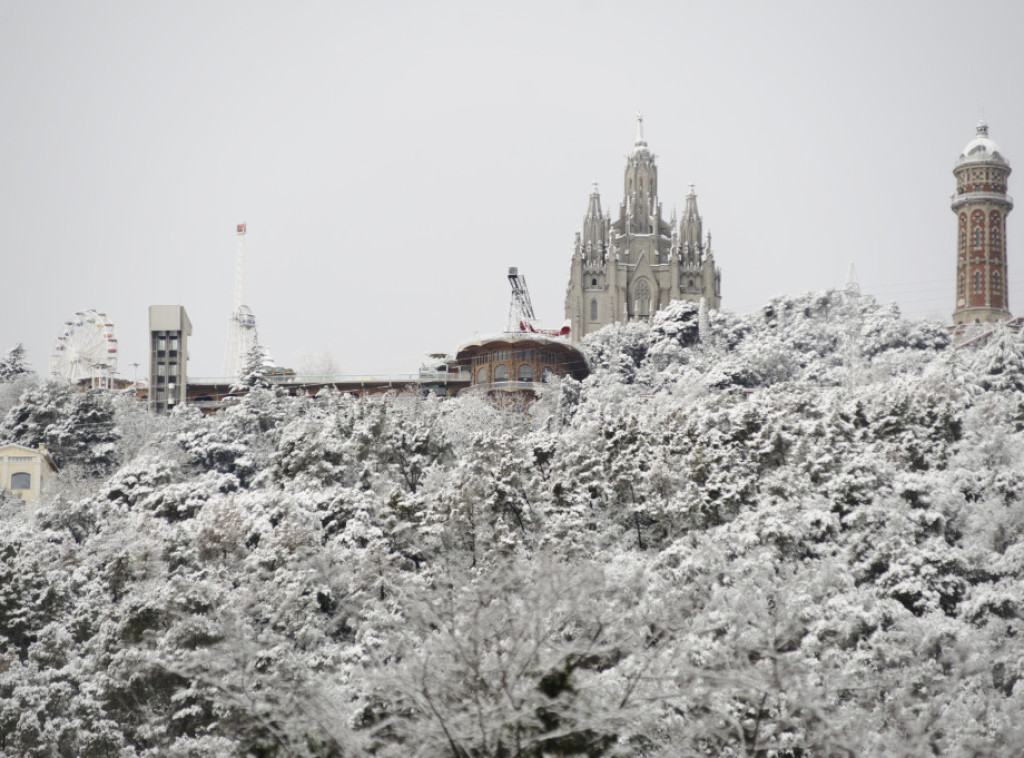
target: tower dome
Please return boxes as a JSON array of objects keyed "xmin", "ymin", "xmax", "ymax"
[{"xmin": 957, "ymin": 121, "xmax": 1009, "ymax": 167}]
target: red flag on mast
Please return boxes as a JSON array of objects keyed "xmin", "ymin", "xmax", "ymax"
[{"xmin": 237, "ymin": 223, "xmax": 247, "ymax": 234}]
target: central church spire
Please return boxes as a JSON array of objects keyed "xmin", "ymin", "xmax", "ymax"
[{"xmin": 623, "ymin": 112, "xmax": 658, "ymax": 232}]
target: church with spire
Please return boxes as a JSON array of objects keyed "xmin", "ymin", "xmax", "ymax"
[{"xmin": 565, "ymin": 116, "xmax": 721, "ymax": 340}]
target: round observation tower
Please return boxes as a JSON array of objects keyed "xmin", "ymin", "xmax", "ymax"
[{"xmin": 952, "ymin": 121, "xmax": 1013, "ymax": 327}]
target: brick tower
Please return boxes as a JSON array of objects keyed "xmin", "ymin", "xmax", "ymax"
[{"xmin": 952, "ymin": 121, "xmax": 1013, "ymax": 326}]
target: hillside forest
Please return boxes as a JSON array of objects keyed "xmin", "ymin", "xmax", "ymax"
[{"xmin": 1, "ymin": 289, "xmax": 1024, "ymax": 757}]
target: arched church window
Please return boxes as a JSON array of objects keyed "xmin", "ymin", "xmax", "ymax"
[
  {"xmin": 974, "ymin": 271, "xmax": 982, "ymax": 293},
  {"xmin": 494, "ymin": 364, "xmax": 508, "ymax": 383},
  {"xmin": 476, "ymin": 366, "xmax": 488, "ymax": 384},
  {"xmin": 517, "ymin": 364, "xmax": 533, "ymax": 382},
  {"xmin": 10, "ymin": 472, "xmax": 30, "ymax": 490},
  {"xmin": 591, "ymin": 278, "xmax": 597, "ymax": 286},
  {"xmin": 590, "ymin": 299, "xmax": 598, "ymax": 321},
  {"xmin": 634, "ymin": 278, "xmax": 651, "ymax": 317}
]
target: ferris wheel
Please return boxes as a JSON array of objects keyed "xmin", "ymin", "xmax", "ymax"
[{"xmin": 49, "ymin": 309, "xmax": 119, "ymax": 386}]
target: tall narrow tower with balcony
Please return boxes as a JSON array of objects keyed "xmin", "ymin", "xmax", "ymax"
[{"xmin": 952, "ymin": 121, "xmax": 1013, "ymax": 326}]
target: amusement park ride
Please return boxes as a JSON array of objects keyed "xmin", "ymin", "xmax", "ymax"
[
  {"xmin": 506, "ymin": 267, "xmax": 571, "ymax": 337},
  {"xmin": 49, "ymin": 309, "xmax": 119, "ymax": 389}
]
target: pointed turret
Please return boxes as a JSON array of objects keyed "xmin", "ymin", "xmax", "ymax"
[
  {"xmin": 580, "ymin": 181, "xmax": 608, "ymax": 264},
  {"xmin": 679, "ymin": 184, "xmax": 703, "ymax": 258}
]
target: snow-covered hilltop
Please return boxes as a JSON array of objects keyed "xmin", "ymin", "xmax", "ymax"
[{"xmin": 1, "ymin": 289, "xmax": 1024, "ymax": 757}]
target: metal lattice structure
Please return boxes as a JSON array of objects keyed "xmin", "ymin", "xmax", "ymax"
[
  {"xmin": 222, "ymin": 222, "xmax": 259, "ymax": 379},
  {"xmin": 506, "ymin": 267, "xmax": 536, "ymax": 332},
  {"xmin": 49, "ymin": 309, "xmax": 118, "ymax": 388}
]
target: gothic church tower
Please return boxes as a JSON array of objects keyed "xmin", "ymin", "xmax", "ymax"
[
  {"xmin": 565, "ymin": 117, "xmax": 721, "ymax": 340},
  {"xmin": 952, "ymin": 121, "xmax": 1012, "ymax": 326}
]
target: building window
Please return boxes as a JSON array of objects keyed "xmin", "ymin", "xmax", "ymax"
[
  {"xmin": 11, "ymin": 472, "xmax": 30, "ymax": 490},
  {"xmin": 494, "ymin": 364, "xmax": 509, "ymax": 383},
  {"xmin": 958, "ymin": 273, "xmax": 965, "ymax": 296},
  {"xmin": 517, "ymin": 364, "xmax": 533, "ymax": 382},
  {"xmin": 974, "ymin": 271, "xmax": 982, "ymax": 293},
  {"xmin": 634, "ymin": 278, "xmax": 651, "ymax": 317},
  {"xmin": 590, "ymin": 299, "xmax": 598, "ymax": 321},
  {"xmin": 993, "ymin": 270, "xmax": 1001, "ymax": 293},
  {"xmin": 973, "ymin": 227, "xmax": 983, "ymax": 246},
  {"xmin": 476, "ymin": 366, "xmax": 488, "ymax": 384}
]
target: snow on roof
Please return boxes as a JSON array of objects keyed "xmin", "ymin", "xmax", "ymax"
[{"xmin": 957, "ymin": 121, "xmax": 1009, "ymax": 166}]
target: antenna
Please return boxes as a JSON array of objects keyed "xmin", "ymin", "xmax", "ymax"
[
  {"xmin": 845, "ymin": 262, "xmax": 861, "ymax": 296},
  {"xmin": 222, "ymin": 222, "xmax": 259, "ymax": 378}
]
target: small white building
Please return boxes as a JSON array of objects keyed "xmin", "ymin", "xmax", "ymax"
[{"xmin": 0, "ymin": 443, "xmax": 58, "ymax": 504}]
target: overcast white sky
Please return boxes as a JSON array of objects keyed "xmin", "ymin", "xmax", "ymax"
[{"xmin": 3, "ymin": 1, "xmax": 1024, "ymax": 379}]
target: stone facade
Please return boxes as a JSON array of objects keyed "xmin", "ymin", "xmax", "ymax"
[
  {"xmin": 565, "ymin": 117, "xmax": 721, "ymax": 340},
  {"xmin": 952, "ymin": 121, "xmax": 1013, "ymax": 326}
]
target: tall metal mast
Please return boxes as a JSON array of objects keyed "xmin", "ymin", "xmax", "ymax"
[{"xmin": 222, "ymin": 222, "xmax": 258, "ymax": 378}]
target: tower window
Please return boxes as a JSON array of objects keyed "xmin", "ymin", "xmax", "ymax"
[
  {"xmin": 591, "ymin": 278, "xmax": 597, "ymax": 286},
  {"xmin": 973, "ymin": 227, "xmax": 983, "ymax": 246},
  {"xmin": 974, "ymin": 271, "xmax": 982, "ymax": 293},
  {"xmin": 958, "ymin": 273, "xmax": 965, "ymax": 296},
  {"xmin": 993, "ymin": 270, "xmax": 1001, "ymax": 293},
  {"xmin": 590, "ymin": 299, "xmax": 598, "ymax": 321},
  {"xmin": 991, "ymin": 212, "xmax": 1002, "ymax": 252}
]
